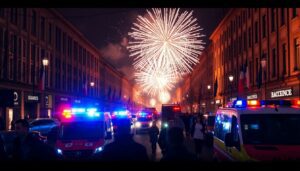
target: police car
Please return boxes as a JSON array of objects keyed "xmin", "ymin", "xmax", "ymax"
[{"xmin": 213, "ymin": 99, "xmax": 300, "ymax": 161}]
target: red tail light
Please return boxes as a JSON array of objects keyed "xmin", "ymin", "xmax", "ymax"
[{"xmin": 173, "ymin": 106, "xmax": 181, "ymax": 111}]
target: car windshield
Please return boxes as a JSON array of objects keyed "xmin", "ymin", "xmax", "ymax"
[
  {"xmin": 241, "ymin": 114, "xmax": 300, "ymax": 145},
  {"xmin": 137, "ymin": 117, "xmax": 152, "ymax": 122},
  {"xmin": 59, "ymin": 122, "xmax": 104, "ymax": 140}
]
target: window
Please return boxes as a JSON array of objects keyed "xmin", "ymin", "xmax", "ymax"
[
  {"xmin": 294, "ymin": 38, "xmax": 300, "ymax": 71},
  {"xmin": 55, "ymin": 27, "xmax": 61, "ymax": 51},
  {"xmin": 74, "ymin": 42, "xmax": 78, "ymax": 61},
  {"xmin": 231, "ymin": 116, "xmax": 241, "ymax": 150},
  {"xmin": 255, "ymin": 21, "xmax": 258, "ymax": 43},
  {"xmin": 48, "ymin": 23, "xmax": 52, "ymax": 44},
  {"xmin": 68, "ymin": 36, "xmax": 72, "ymax": 56},
  {"xmin": 244, "ymin": 32, "xmax": 247, "ymax": 51},
  {"xmin": 31, "ymin": 44, "xmax": 36, "ymax": 84},
  {"xmin": 262, "ymin": 15, "xmax": 266, "ymax": 38},
  {"xmin": 282, "ymin": 44, "xmax": 287, "ymax": 75},
  {"xmin": 63, "ymin": 32, "xmax": 66, "ymax": 55},
  {"xmin": 292, "ymin": 8, "xmax": 297, "ymax": 18},
  {"xmin": 256, "ymin": 58, "xmax": 259, "ymax": 82},
  {"xmin": 281, "ymin": 8, "xmax": 285, "ymax": 26},
  {"xmin": 22, "ymin": 39, "xmax": 27, "ymax": 58},
  {"xmin": 272, "ymin": 48, "xmax": 276, "ymax": 77},
  {"xmin": 40, "ymin": 16, "xmax": 45, "ymax": 41},
  {"xmin": 241, "ymin": 114, "xmax": 300, "ymax": 145},
  {"xmin": 41, "ymin": 48, "xmax": 45, "ymax": 59},
  {"xmin": 248, "ymin": 28, "xmax": 251, "ymax": 47},
  {"xmin": 22, "ymin": 8, "xmax": 27, "ymax": 30},
  {"xmin": 250, "ymin": 61, "xmax": 253, "ymax": 83},
  {"xmin": 248, "ymin": 8, "xmax": 251, "ymax": 18},
  {"xmin": 83, "ymin": 49, "xmax": 86, "ymax": 66},
  {"xmin": 10, "ymin": 8, "xmax": 17, "ymax": 24},
  {"xmin": 214, "ymin": 113, "xmax": 232, "ymax": 141},
  {"xmin": 271, "ymin": 8, "xmax": 275, "ymax": 32},
  {"xmin": 0, "ymin": 8, "xmax": 4, "ymax": 17},
  {"xmin": 31, "ymin": 10, "xmax": 37, "ymax": 35}
]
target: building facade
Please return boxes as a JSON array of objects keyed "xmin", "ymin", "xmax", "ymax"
[
  {"xmin": 210, "ymin": 8, "xmax": 300, "ymax": 107},
  {"xmin": 0, "ymin": 8, "xmax": 133, "ymax": 130},
  {"xmin": 179, "ymin": 44, "xmax": 214, "ymax": 114}
]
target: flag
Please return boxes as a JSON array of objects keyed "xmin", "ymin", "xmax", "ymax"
[
  {"xmin": 38, "ymin": 66, "xmax": 45, "ymax": 91},
  {"xmin": 245, "ymin": 60, "xmax": 250, "ymax": 90},
  {"xmin": 256, "ymin": 63, "xmax": 262, "ymax": 89},
  {"xmin": 213, "ymin": 78, "xmax": 218, "ymax": 97},
  {"xmin": 238, "ymin": 66, "xmax": 245, "ymax": 97}
]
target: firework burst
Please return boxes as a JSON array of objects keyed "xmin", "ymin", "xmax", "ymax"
[{"xmin": 128, "ymin": 8, "xmax": 205, "ymax": 97}]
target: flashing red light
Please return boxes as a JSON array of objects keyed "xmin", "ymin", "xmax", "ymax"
[
  {"xmin": 247, "ymin": 100, "xmax": 260, "ymax": 107},
  {"xmin": 62, "ymin": 109, "xmax": 72, "ymax": 119},
  {"xmin": 292, "ymin": 100, "xmax": 300, "ymax": 107},
  {"xmin": 173, "ymin": 106, "xmax": 181, "ymax": 111}
]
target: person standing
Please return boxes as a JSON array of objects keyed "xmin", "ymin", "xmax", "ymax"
[
  {"xmin": 191, "ymin": 116, "xmax": 205, "ymax": 159},
  {"xmin": 148, "ymin": 120, "xmax": 159, "ymax": 155}
]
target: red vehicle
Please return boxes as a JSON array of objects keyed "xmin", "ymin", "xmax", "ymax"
[{"xmin": 55, "ymin": 107, "xmax": 112, "ymax": 160}]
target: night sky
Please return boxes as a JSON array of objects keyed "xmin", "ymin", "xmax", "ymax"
[{"xmin": 57, "ymin": 8, "xmax": 228, "ymax": 84}]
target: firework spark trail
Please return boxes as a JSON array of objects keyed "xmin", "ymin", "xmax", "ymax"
[
  {"xmin": 128, "ymin": 8, "xmax": 205, "ymax": 97},
  {"xmin": 135, "ymin": 63, "xmax": 177, "ymax": 96}
]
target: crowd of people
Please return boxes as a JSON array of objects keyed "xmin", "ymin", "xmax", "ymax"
[{"xmin": 0, "ymin": 113, "xmax": 209, "ymax": 161}]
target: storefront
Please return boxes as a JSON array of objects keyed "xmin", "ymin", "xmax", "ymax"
[
  {"xmin": 247, "ymin": 93, "xmax": 259, "ymax": 100},
  {"xmin": 42, "ymin": 94, "xmax": 53, "ymax": 118},
  {"xmin": 24, "ymin": 92, "xmax": 40, "ymax": 120},
  {"xmin": 268, "ymin": 86, "xmax": 299, "ymax": 100},
  {"xmin": 0, "ymin": 89, "xmax": 14, "ymax": 130}
]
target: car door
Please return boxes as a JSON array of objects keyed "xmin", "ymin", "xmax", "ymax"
[
  {"xmin": 38, "ymin": 120, "xmax": 54, "ymax": 135},
  {"xmin": 30, "ymin": 120, "xmax": 42, "ymax": 132}
]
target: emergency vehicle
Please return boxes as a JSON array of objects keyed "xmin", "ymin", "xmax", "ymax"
[
  {"xmin": 213, "ymin": 99, "xmax": 300, "ymax": 161},
  {"xmin": 55, "ymin": 106, "xmax": 113, "ymax": 160},
  {"xmin": 110, "ymin": 109, "xmax": 133, "ymax": 134},
  {"xmin": 160, "ymin": 104, "xmax": 182, "ymax": 129},
  {"xmin": 134, "ymin": 109, "xmax": 154, "ymax": 133}
]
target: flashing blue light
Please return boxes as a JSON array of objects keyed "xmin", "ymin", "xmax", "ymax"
[
  {"xmin": 57, "ymin": 149, "xmax": 63, "ymax": 155},
  {"xmin": 118, "ymin": 111, "xmax": 127, "ymax": 115},
  {"xmin": 72, "ymin": 108, "xmax": 86, "ymax": 114},
  {"xmin": 94, "ymin": 146, "xmax": 103, "ymax": 154},
  {"xmin": 234, "ymin": 100, "xmax": 247, "ymax": 108}
]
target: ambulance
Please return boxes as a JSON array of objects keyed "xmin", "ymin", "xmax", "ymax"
[
  {"xmin": 55, "ymin": 106, "xmax": 113, "ymax": 160},
  {"xmin": 213, "ymin": 99, "xmax": 300, "ymax": 161}
]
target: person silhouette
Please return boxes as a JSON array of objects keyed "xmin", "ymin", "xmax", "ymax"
[{"xmin": 96, "ymin": 118, "xmax": 149, "ymax": 161}]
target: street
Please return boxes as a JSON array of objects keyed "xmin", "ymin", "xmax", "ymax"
[{"xmin": 133, "ymin": 131, "xmax": 214, "ymax": 161}]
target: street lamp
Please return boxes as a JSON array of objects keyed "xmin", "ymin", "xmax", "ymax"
[
  {"xmin": 261, "ymin": 55, "xmax": 267, "ymax": 100},
  {"xmin": 207, "ymin": 85, "xmax": 211, "ymax": 113},
  {"xmin": 90, "ymin": 82, "xmax": 95, "ymax": 87},
  {"xmin": 228, "ymin": 75, "xmax": 234, "ymax": 102},
  {"xmin": 42, "ymin": 58, "xmax": 48, "ymax": 118},
  {"xmin": 207, "ymin": 85, "xmax": 211, "ymax": 90}
]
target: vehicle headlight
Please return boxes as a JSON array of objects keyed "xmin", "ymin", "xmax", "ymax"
[
  {"xmin": 135, "ymin": 122, "xmax": 141, "ymax": 128},
  {"xmin": 94, "ymin": 146, "xmax": 103, "ymax": 154},
  {"xmin": 57, "ymin": 148, "xmax": 63, "ymax": 155},
  {"xmin": 164, "ymin": 123, "xmax": 168, "ymax": 128}
]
